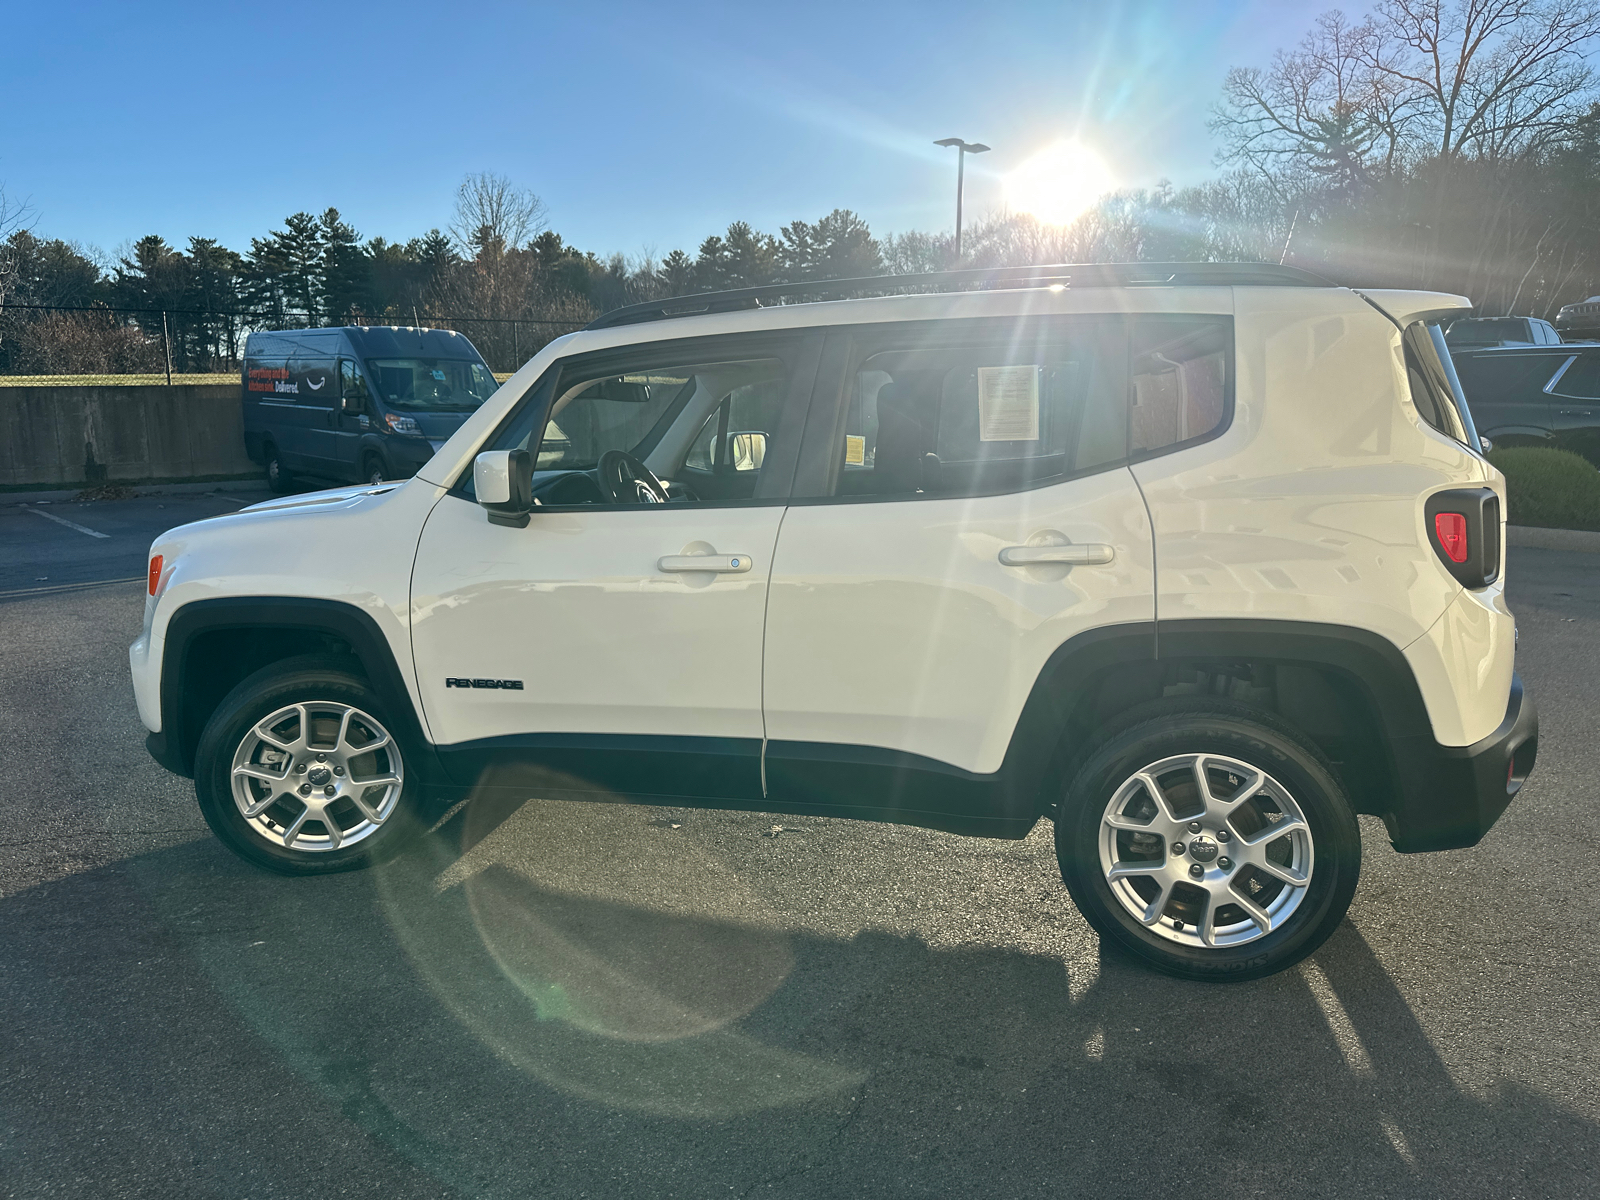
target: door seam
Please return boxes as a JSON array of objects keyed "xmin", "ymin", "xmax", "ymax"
[
  {"xmin": 1130, "ymin": 465, "xmax": 1159, "ymax": 658},
  {"xmin": 758, "ymin": 504, "xmax": 791, "ymax": 797}
]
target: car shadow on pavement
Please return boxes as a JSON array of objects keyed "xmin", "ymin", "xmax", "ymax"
[{"xmin": 1, "ymin": 801, "xmax": 1595, "ymax": 1200}]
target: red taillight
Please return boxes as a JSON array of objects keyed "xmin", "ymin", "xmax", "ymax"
[
  {"xmin": 148, "ymin": 555, "xmax": 163, "ymax": 596},
  {"xmin": 1434, "ymin": 513, "xmax": 1468, "ymax": 563}
]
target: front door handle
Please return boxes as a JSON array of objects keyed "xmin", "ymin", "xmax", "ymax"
[
  {"xmin": 998, "ymin": 543, "xmax": 1115, "ymax": 566},
  {"xmin": 658, "ymin": 554, "xmax": 753, "ymax": 573}
]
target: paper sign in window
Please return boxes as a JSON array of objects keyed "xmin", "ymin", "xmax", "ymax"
[
  {"xmin": 978, "ymin": 366, "xmax": 1041, "ymax": 441},
  {"xmin": 845, "ymin": 434, "xmax": 866, "ymax": 466}
]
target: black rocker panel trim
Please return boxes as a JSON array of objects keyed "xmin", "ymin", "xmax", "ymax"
[
  {"xmin": 156, "ymin": 597, "xmax": 441, "ymax": 783},
  {"xmin": 761, "ymin": 741, "xmax": 1037, "ymax": 838},
  {"xmin": 435, "ymin": 733, "xmax": 763, "ymax": 803}
]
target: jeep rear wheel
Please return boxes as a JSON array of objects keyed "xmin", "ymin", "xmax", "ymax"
[
  {"xmin": 1056, "ymin": 701, "xmax": 1360, "ymax": 981},
  {"xmin": 193, "ymin": 656, "xmax": 422, "ymax": 874}
]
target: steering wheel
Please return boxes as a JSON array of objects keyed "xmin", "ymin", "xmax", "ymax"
[{"xmin": 597, "ymin": 449, "xmax": 671, "ymax": 505}]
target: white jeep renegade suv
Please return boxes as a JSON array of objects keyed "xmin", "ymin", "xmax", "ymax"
[{"xmin": 130, "ymin": 263, "xmax": 1538, "ymax": 981}]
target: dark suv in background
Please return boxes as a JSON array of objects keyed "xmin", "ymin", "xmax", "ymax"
[
  {"xmin": 1444, "ymin": 315, "xmax": 1561, "ymax": 349},
  {"xmin": 1452, "ymin": 344, "xmax": 1600, "ymax": 465},
  {"xmin": 1555, "ymin": 296, "xmax": 1600, "ymax": 341}
]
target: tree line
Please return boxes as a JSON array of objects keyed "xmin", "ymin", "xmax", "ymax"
[
  {"xmin": 0, "ymin": 173, "xmax": 903, "ymax": 374},
  {"xmin": 5, "ymin": 0, "xmax": 1600, "ymax": 375}
]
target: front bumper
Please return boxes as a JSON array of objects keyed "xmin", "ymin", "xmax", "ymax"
[{"xmin": 1385, "ymin": 673, "xmax": 1538, "ymax": 852}]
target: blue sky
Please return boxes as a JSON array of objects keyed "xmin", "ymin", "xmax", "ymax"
[{"xmin": 3, "ymin": 0, "xmax": 1319, "ymax": 260}]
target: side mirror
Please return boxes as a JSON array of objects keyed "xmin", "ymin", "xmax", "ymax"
[
  {"xmin": 475, "ymin": 449, "xmax": 533, "ymax": 528},
  {"xmin": 1479, "ymin": 435, "xmax": 1494, "ymax": 454},
  {"xmin": 725, "ymin": 430, "xmax": 767, "ymax": 471},
  {"xmin": 341, "ymin": 393, "xmax": 364, "ymax": 415}
]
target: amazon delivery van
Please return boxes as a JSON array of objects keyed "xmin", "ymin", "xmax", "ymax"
[{"xmin": 242, "ymin": 326, "xmax": 499, "ymax": 491}]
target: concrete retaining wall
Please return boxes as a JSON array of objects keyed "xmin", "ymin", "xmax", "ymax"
[{"xmin": 0, "ymin": 384, "xmax": 256, "ymax": 488}]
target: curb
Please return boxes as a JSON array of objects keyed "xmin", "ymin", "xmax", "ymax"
[
  {"xmin": 1, "ymin": 480, "xmax": 274, "ymax": 506},
  {"xmin": 1507, "ymin": 525, "xmax": 1600, "ymax": 553}
]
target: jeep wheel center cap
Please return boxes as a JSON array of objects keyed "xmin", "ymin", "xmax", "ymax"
[{"xmin": 1188, "ymin": 834, "xmax": 1219, "ymax": 863}]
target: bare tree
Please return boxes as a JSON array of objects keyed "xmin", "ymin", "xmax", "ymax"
[
  {"xmin": 0, "ymin": 182, "xmax": 35, "ymax": 304},
  {"xmin": 0, "ymin": 182, "xmax": 38, "ymax": 366},
  {"xmin": 449, "ymin": 172, "xmax": 548, "ymax": 258},
  {"xmin": 1215, "ymin": 2, "xmax": 1600, "ymax": 178},
  {"xmin": 1373, "ymin": 0, "xmax": 1600, "ymax": 161},
  {"xmin": 1213, "ymin": 11, "xmax": 1412, "ymax": 186}
]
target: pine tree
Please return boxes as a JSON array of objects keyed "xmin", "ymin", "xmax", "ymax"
[
  {"xmin": 244, "ymin": 212, "xmax": 325, "ymax": 325},
  {"xmin": 780, "ymin": 209, "xmax": 882, "ymax": 280},
  {"xmin": 319, "ymin": 208, "xmax": 370, "ymax": 320}
]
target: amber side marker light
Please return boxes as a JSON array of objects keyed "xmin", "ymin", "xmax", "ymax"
[
  {"xmin": 148, "ymin": 555, "xmax": 164, "ymax": 596},
  {"xmin": 1433, "ymin": 513, "xmax": 1469, "ymax": 564}
]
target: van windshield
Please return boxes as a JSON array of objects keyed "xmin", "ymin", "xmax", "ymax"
[{"xmin": 368, "ymin": 358, "xmax": 498, "ymax": 412}]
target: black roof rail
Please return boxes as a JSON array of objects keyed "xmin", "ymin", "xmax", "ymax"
[{"xmin": 585, "ymin": 261, "xmax": 1335, "ymax": 331}]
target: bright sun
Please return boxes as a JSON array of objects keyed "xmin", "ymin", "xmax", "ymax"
[{"xmin": 1006, "ymin": 141, "xmax": 1117, "ymax": 226}]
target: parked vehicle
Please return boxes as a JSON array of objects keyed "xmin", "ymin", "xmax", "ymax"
[
  {"xmin": 1555, "ymin": 296, "xmax": 1600, "ymax": 341},
  {"xmin": 1444, "ymin": 315, "xmax": 1561, "ymax": 349},
  {"xmin": 242, "ymin": 326, "xmax": 499, "ymax": 491},
  {"xmin": 133, "ymin": 263, "xmax": 1536, "ymax": 981},
  {"xmin": 1450, "ymin": 344, "xmax": 1600, "ymax": 466}
]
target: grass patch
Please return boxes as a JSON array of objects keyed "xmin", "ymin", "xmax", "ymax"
[{"xmin": 1487, "ymin": 446, "xmax": 1600, "ymax": 531}]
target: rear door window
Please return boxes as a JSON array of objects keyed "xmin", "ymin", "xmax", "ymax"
[{"xmin": 796, "ymin": 314, "xmax": 1232, "ymax": 501}]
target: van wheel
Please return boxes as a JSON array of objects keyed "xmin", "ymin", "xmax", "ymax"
[
  {"xmin": 363, "ymin": 454, "xmax": 387, "ymax": 486},
  {"xmin": 193, "ymin": 655, "xmax": 423, "ymax": 875},
  {"xmin": 1055, "ymin": 700, "xmax": 1360, "ymax": 981},
  {"xmin": 264, "ymin": 445, "xmax": 293, "ymax": 493}
]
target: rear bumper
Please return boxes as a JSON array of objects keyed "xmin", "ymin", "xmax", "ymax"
[{"xmin": 1385, "ymin": 674, "xmax": 1538, "ymax": 852}]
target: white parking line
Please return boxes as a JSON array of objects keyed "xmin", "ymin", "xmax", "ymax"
[
  {"xmin": 24, "ymin": 506, "xmax": 110, "ymax": 539},
  {"xmin": 0, "ymin": 576, "xmax": 143, "ymax": 600}
]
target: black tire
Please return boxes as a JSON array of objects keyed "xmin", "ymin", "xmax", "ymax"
[
  {"xmin": 193, "ymin": 655, "xmax": 423, "ymax": 875},
  {"xmin": 264, "ymin": 443, "xmax": 293, "ymax": 493},
  {"xmin": 1055, "ymin": 700, "xmax": 1360, "ymax": 982},
  {"xmin": 362, "ymin": 454, "xmax": 387, "ymax": 486}
]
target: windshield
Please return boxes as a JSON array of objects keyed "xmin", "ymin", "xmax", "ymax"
[{"xmin": 368, "ymin": 358, "xmax": 498, "ymax": 412}]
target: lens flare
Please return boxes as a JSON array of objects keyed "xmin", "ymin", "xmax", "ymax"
[{"xmin": 1007, "ymin": 141, "xmax": 1117, "ymax": 226}]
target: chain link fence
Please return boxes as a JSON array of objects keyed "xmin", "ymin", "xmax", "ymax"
[{"xmin": 0, "ymin": 302, "xmax": 589, "ymax": 385}]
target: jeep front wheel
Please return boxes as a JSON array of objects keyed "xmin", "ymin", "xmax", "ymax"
[
  {"xmin": 1056, "ymin": 702, "xmax": 1360, "ymax": 981},
  {"xmin": 193, "ymin": 656, "xmax": 422, "ymax": 874}
]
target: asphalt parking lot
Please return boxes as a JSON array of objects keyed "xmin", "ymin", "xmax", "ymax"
[{"xmin": 2, "ymin": 489, "xmax": 1597, "ymax": 1199}]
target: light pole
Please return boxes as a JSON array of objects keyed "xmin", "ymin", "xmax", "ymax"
[{"xmin": 934, "ymin": 137, "xmax": 989, "ymax": 261}]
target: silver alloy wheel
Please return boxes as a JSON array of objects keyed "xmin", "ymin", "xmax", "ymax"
[
  {"xmin": 229, "ymin": 701, "xmax": 403, "ymax": 853},
  {"xmin": 1099, "ymin": 753, "xmax": 1314, "ymax": 949}
]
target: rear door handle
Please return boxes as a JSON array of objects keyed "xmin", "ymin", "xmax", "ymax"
[
  {"xmin": 658, "ymin": 554, "xmax": 753, "ymax": 573},
  {"xmin": 998, "ymin": 543, "xmax": 1115, "ymax": 566}
]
